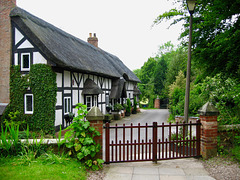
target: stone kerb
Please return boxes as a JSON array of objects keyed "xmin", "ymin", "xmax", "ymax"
[
  {"xmin": 86, "ymin": 106, "xmax": 104, "ymax": 159},
  {"xmin": 198, "ymin": 102, "xmax": 219, "ymax": 159}
]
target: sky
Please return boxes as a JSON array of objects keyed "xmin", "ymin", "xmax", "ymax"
[{"xmin": 17, "ymin": 0, "xmax": 183, "ymax": 71}]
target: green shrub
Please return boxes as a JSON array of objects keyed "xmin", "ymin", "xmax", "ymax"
[
  {"xmin": 113, "ymin": 103, "xmax": 123, "ymax": 111},
  {"xmin": 133, "ymin": 97, "xmax": 137, "ymax": 113},
  {"xmin": 126, "ymin": 98, "xmax": 131, "ymax": 114}
]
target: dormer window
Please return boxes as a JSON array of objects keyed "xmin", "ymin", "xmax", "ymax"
[{"xmin": 21, "ymin": 53, "xmax": 30, "ymax": 71}]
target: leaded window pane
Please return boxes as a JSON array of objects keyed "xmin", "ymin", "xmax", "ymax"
[
  {"xmin": 23, "ymin": 54, "xmax": 30, "ymax": 69},
  {"xmin": 26, "ymin": 95, "xmax": 32, "ymax": 111}
]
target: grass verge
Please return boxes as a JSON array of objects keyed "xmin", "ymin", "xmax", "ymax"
[{"xmin": 0, "ymin": 153, "xmax": 87, "ymax": 180}]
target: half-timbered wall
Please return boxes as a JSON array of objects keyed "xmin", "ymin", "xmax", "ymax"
[
  {"xmin": 54, "ymin": 69, "xmax": 112, "ymax": 128},
  {"xmin": 126, "ymin": 81, "xmax": 136, "ymax": 103},
  {"xmin": 11, "ymin": 25, "xmax": 138, "ymax": 130},
  {"xmin": 12, "ymin": 26, "xmax": 48, "ymax": 71}
]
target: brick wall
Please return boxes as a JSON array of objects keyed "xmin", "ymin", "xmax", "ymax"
[{"xmin": 0, "ymin": 0, "xmax": 16, "ymax": 104}]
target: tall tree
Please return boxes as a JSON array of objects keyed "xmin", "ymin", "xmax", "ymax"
[
  {"xmin": 153, "ymin": 56, "xmax": 167, "ymax": 96},
  {"xmin": 154, "ymin": 0, "xmax": 240, "ymax": 79}
]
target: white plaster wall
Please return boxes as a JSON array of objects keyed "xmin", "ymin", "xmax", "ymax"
[
  {"xmin": 55, "ymin": 110, "xmax": 62, "ymax": 126},
  {"xmin": 109, "ymin": 79, "xmax": 112, "ymax": 89},
  {"xmin": 102, "ymin": 104, "xmax": 106, "ymax": 114},
  {"xmin": 64, "ymin": 71, "xmax": 71, "ymax": 87},
  {"xmin": 64, "ymin": 90, "xmax": 71, "ymax": 94},
  {"xmin": 102, "ymin": 93, "xmax": 105, "ymax": 102},
  {"xmin": 56, "ymin": 73, "xmax": 62, "ymax": 87},
  {"xmin": 33, "ymin": 52, "xmax": 47, "ymax": 64},
  {"xmin": 72, "ymin": 90, "xmax": 78, "ymax": 105},
  {"xmin": 72, "ymin": 73, "xmax": 78, "ymax": 88},
  {"xmin": 14, "ymin": 53, "xmax": 18, "ymax": 65},
  {"xmin": 15, "ymin": 28, "xmax": 24, "ymax": 45},
  {"xmin": 56, "ymin": 92, "xmax": 62, "ymax": 106},
  {"xmin": 18, "ymin": 39, "xmax": 34, "ymax": 49}
]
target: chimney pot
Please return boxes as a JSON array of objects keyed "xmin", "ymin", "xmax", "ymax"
[{"xmin": 87, "ymin": 33, "xmax": 98, "ymax": 48}]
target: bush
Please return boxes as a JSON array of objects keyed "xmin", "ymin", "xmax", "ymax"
[
  {"xmin": 132, "ymin": 97, "xmax": 137, "ymax": 114},
  {"xmin": 113, "ymin": 103, "xmax": 123, "ymax": 111},
  {"xmin": 126, "ymin": 98, "xmax": 131, "ymax": 113}
]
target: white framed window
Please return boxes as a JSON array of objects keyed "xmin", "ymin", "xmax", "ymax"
[
  {"xmin": 86, "ymin": 96, "xmax": 92, "ymax": 111},
  {"xmin": 21, "ymin": 53, "xmax": 30, "ymax": 71},
  {"xmin": 64, "ymin": 97, "xmax": 71, "ymax": 114},
  {"xmin": 24, "ymin": 94, "xmax": 33, "ymax": 114}
]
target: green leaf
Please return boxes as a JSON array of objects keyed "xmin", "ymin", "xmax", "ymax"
[
  {"xmin": 66, "ymin": 142, "xmax": 74, "ymax": 149},
  {"xmin": 74, "ymin": 144, "xmax": 82, "ymax": 152},
  {"xmin": 77, "ymin": 152, "xmax": 84, "ymax": 160},
  {"xmin": 83, "ymin": 137, "xmax": 94, "ymax": 145},
  {"xmin": 85, "ymin": 159, "xmax": 92, "ymax": 167},
  {"xmin": 82, "ymin": 121, "xmax": 90, "ymax": 129},
  {"xmin": 81, "ymin": 132, "xmax": 86, "ymax": 137},
  {"xmin": 82, "ymin": 146, "xmax": 91, "ymax": 156}
]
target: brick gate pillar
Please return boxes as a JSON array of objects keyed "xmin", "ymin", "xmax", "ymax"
[
  {"xmin": 86, "ymin": 106, "xmax": 104, "ymax": 159},
  {"xmin": 198, "ymin": 102, "xmax": 219, "ymax": 159},
  {"xmin": 154, "ymin": 96, "xmax": 160, "ymax": 109}
]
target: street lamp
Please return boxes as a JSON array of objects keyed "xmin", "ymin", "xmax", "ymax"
[{"xmin": 184, "ymin": 0, "xmax": 196, "ymax": 124}]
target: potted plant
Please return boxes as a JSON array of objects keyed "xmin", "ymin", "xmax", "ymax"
[
  {"xmin": 132, "ymin": 97, "xmax": 137, "ymax": 114},
  {"xmin": 123, "ymin": 103, "xmax": 128, "ymax": 110},
  {"xmin": 113, "ymin": 103, "xmax": 123, "ymax": 120},
  {"xmin": 125, "ymin": 98, "xmax": 131, "ymax": 116}
]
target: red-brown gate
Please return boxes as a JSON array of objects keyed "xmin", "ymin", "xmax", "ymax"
[{"xmin": 104, "ymin": 121, "xmax": 201, "ymax": 163}]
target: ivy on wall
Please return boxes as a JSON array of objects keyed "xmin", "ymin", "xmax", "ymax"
[
  {"xmin": 29, "ymin": 64, "xmax": 57, "ymax": 134},
  {"xmin": 1, "ymin": 65, "xmax": 30, "ymax": 129},
  {"xmin": 1, "ymin": 64, "xmax": 57, "ymax": 134}
]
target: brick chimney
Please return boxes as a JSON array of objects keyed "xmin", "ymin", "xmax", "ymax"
[
  {"xmin": 87, "ymin": 33, "xmax": 98, "ymax": 48},
  {"xmin": 0, "ymin": 0, "xmax": 16, "ymax": 104}
]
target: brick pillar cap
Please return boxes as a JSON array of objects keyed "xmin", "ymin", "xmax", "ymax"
[
  {"xmin": 198, "ymin": 102, "xmax": 219, "ymax": 116},
  {"xmin": 86, "ymin": 106, "xmax": 104, "ymax": 121}
]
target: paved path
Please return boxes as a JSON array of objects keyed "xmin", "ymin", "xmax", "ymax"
[
  {"xmin": 103, "ymin": 158, "xmax": 215, "ymax": 180},
  {"xmin": 110, "ymin": 109, "xmax": 169, "ymax": 125}
]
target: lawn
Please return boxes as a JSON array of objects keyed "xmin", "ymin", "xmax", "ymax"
[{"xmin": 0, "ymin": 154, "xmax": 87, "ymax": 180}]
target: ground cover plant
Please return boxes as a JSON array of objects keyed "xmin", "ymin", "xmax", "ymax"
[
  {"xmin": 0, "ymin": 103, "xmax": 104, "ymax": 178},
  {"xmin": 0, "ymin": 154, "xmax": 87, "ymax": 180}
]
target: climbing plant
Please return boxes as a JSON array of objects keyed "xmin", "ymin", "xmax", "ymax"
[
  {"xmin": 29, "ymin": 64, "xmax": 57, "ymax": 134},
  {"xmin": 2, "ymin": 64, "xmax": 57, "ymax": 134},
  {"xmin": 1, "ymin": 66, "xmax": 29, "ymax": 130}
]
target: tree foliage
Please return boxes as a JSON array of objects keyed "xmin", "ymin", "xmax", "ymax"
[{"xmin": 154, "ymin": 0, "xmax": 240, "ymax": 79}]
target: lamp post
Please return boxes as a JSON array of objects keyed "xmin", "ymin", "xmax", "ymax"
[{"xmin": 184, "ymin": 0, "xmax": 196, "ymax": 124}]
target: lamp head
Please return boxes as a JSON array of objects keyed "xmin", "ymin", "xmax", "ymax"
[{"xmin": 187, "ymin": 0, "xmax": 196, "ymax": 14}]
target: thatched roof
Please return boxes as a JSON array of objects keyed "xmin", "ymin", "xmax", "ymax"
[
  {"xmin": 82, "ymin": 79, "xmax": 104, "ymax": 95},
  {"xmin": 110, "ymin": 79, "xmax": 127, "ymax": 99},
  {"xmin": 10, "ymin": 7, "xmax": 140, "ymax": 82}
]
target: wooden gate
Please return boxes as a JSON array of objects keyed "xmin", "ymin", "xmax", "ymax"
[{"xmin": 104, "ymin": 121, "xmax": 201, "ymax": 163}]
